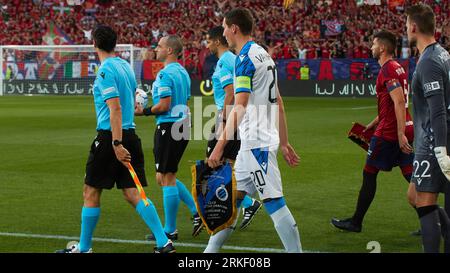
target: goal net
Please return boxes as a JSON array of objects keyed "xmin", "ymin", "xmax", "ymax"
[{"xmin": 0, "ymin": 44, "xmax": 148, "ymax": 96}]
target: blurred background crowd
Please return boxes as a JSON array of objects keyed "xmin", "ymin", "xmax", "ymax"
[{"xmin": 1, "ymin": 0, "xmax": 448, "ymax": 79}]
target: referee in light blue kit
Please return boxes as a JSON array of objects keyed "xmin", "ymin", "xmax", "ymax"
[
  {"xmin": 135, "ymin": 35, "xmax": 202, "ymax": 241},
  {"xmin": 56, "ymin": 25, "xmax": 174, "ymax": 254}
]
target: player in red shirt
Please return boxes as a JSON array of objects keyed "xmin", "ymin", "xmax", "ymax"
[{"xmin": 332, "ymin": 30, "xmax": 415, "ymax": 232}]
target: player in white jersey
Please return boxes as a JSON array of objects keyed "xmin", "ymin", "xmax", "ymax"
[{"xmin": 206, "ymin": 8, "xmax": 302, "ymax": 253}]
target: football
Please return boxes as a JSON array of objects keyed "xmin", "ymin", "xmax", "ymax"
[{"xmin": 135, "ymin": 88, "xmax": 148, "ymax": 108}]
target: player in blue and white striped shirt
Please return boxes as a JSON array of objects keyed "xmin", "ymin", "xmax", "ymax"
[
  {"xmin": 205, "ymin": 26, "xmax": 263, "ymax": 232},
  {"xmin": 206, "ymin": 8, "xmax": 302, "ymax": 253}
]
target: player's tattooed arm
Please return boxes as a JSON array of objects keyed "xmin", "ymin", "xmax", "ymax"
[
  {"xmin": 365, "ymin": 116, "xmax": 379, "ymax": 132},
  {"xmin": 390, "ymin": 87, "xmax": 413, "ymax": 154}
]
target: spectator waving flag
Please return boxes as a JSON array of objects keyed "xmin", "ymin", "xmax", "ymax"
[
  {"xmin": 323, "ymin": 20, "xmax": 344, "ymax": 36},
  {"xmin": 283, "ymin": 0, "xmax": 295, "ymax": 9},
  {"xmin": 357, "ymin": 0, "xmax": 381, "ymax": 6},
  {"xmin": 66, "ymin": 0, "xmax": 86, "ymax": 5},
  {"xmin": 52, "ymin": 1, "xmax": 73, "ymax": 16},
  {"xmin": 40, "ymin": 22, "xmax": 74, "ymax": 80},
  {"xmin": 388, "ymin": 0, "xmax": 405, "ymax": 10},
  {"xmin": 42, "ymin": 22, "xmax": 73, "ymax": 46}
]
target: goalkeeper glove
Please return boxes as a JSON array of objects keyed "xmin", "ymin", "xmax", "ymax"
[{"xmin": 434, "ymin": 146, "xmax": 450, "ymax": 182}]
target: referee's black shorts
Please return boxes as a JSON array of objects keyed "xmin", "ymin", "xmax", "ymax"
[
  {"xmin": 206, "ymin": 111, "xmax": 240, "ymax": 161},
  {"xmin": 206, "ymin": 125, "xmax": 241, "ymax": 161},
  {"xmin": 154, "ymin": 120, "xmax": 189, "ymax": 174},
  {"xmin": 84, "ymin": 129, "xmax": 147, "ymax": 189}
]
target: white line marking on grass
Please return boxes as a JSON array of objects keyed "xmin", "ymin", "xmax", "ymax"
[
  {"xmin": 350, "ymin": 106, "xmax": 377, "ymax": 110},
  {"xmin": 0, "ymin": 232, "xmax": 295, "ymax": 253},
  {"xmin": 330, "ymin": 105, "xmax": 376, "ymax": 111}
]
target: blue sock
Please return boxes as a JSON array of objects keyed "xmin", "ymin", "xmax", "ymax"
[
  {"xmin": 237, "ymin": 198, "xmax": 243, "ymax": 209},
  {"xmin": 241, "ymin": 195, "xmax": 254, "ymax": 208},
  {"xmin": 79, "ymin": 207, "xmax": 100, "ymax": 252},
  {"xmin": 176, "ymin": 179, "xmax": 197, "ymax": 216},
  {"xmin": 163, "ymin": 186, "xmax": 180, "ymax": 234},
  {"xmin": 136, "ymin": 198, "xmax": 168, "ymax": 248},
  {"xmin": 263, "ymin": 197, "xmax": 286, "ymax": 215}
]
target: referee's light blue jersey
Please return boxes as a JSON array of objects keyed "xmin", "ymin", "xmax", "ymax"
[
  {"xmin": 212, "ymin": 51, "xmax": 235, "ymax": 111},
  {"xmin": 93, "ymin": 56, "xmax": 136, "ymax": 131},
  {"xmin": 152, "ymin": 62, "xmax": 191, "ymax": 125}
]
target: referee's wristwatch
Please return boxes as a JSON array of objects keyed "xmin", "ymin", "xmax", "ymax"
[{"xmin": 112, "ymin": 140, "xmax": 123, "ymax": 147}]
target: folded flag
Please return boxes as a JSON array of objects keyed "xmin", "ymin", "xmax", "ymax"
[{"xmin": 348, "ymin": 122, "xmax": 374, "ymax": 151}]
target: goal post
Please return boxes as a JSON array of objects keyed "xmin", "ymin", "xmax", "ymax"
[{"xmin": 0, "ymin": 44, "xmax": 145, "ymax": 96}]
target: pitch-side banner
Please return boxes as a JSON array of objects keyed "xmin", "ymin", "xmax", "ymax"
[
  {"xmin": 2, "ymin": 79, "xmax": 378, "ymax": 97},
  {"xmin": 3, "ymin": 58, "xmax": 417, "ymax": 82}
]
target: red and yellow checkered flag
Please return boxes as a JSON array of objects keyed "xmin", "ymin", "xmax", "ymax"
[{"xmin": 127, "ymin": 163, "xmax": 149, "ymax": 206}]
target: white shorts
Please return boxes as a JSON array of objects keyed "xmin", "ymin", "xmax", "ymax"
[{"xmin": 234, "ymin": 146, "xmax": 283, "ymax": 200}]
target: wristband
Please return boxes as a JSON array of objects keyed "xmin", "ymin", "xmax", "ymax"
[{"xmin": 143, "ymin": 105, "xmax": 156, "ymax": 116}]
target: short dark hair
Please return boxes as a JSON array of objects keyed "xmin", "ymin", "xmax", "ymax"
[
  {"xmin": 165, "ymin": 35, "xmax": 183, "ymax": 57},
  {"xmin": 92, "ymin": 25, "xmax": 117, "ymax": 53},
  {"xmin": 224, "ymin": 8, "xmax": 254, "ymax": 35},
  {"xmin": 208, "ymin": 26, "xmax": 228, "ymax": 46},
  {"xmin": 406, "ymin": 4, "xmax": 435, "ymax": 36},
  {"xmin": 373, "ymin": 30, "xmax": 397, "ymax": 55}
]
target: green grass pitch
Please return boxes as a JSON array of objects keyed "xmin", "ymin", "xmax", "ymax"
[{"xmin": 0, "ymin": 95, "xmax": 445, "ymax": 253}]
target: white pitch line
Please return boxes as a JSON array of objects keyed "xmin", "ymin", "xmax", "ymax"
[
  {"xmin": 330, "ymin": 105, "xmax": 377, "ymax": 111},
  {"xmin": 350, "ymin": 106, "xmax": 377, "ymax": 110},
  {"xmin": 0, "ymin": 232, "xmax": 287, "ymax": 253}
]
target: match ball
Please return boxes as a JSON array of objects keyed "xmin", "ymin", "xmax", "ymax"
[{"xmin": 135, "ymin": 88, "xmax": 148, "ymax": 108}]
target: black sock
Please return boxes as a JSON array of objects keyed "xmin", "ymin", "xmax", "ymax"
[
  {"xmin": 352, "ymin": 171, "xmax": 378, "ymax": 226},
  {"xmin": 416, "ymin": 205, "xmax": 441, "ymax": 253},
  {"xmin": 438, "ymin": 207, "xmax": 450, "ymax": 253},
  {"xmin": 445, "ymin": 186, "xmax": 450, "ymax": 219}
]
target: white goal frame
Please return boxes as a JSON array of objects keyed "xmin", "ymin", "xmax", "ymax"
[{"xmin": 0, "ymin": 44, "xmax": 136, "ymax": 96}]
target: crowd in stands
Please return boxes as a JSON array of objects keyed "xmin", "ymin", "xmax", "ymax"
[{"xmin": 1, "ymin": 0, "xmax": 449, "ymax": 78}]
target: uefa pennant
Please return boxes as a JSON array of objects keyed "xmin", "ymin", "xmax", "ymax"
[
  {"xmin": 191, "ymin": 160, "xmax": 237, "ymax": 235},
  {"xmin": 348, "ymin": 122, "xmax": 374, "ymax": 151}
]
